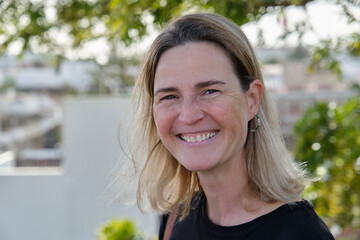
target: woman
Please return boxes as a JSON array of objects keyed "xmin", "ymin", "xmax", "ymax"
[{"xmin": 126, "ymin": 13, "xmax": 334, "ymax": 239}]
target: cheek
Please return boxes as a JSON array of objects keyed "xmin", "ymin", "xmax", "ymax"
[
  {"xmin": 207, "ymin": 95, "xmax": 246, "ymax": 116},
  {"xmin": 153, "ymin": 108, "xmax": 173, "ymax": 138},
  {"xmin": 208, "ymin": 98, "xmax": 248, "ymax": 132}
]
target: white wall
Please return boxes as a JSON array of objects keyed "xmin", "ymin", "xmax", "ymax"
[{"xmin": 0, "ymin": 97, "xmax": 157, "ymax": 240}]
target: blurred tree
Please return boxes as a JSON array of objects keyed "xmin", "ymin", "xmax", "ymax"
[
  {"xmin": 293, "ymin": 88, "xmax": 360, "ymax": 229},
  {"xmin": 0, "ymin": 0, "xmax": 359, "ymax": 74}
]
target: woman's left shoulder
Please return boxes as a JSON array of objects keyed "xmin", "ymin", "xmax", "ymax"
[{"xmin": 268, "ymin": 200, "xmax": 335, "ymax": 240}]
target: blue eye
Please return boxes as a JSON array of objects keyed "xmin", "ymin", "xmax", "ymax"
[
  {"xmin": 161, "ymin": 95, "xmax": 177, "ymax": 101},
  {"xmin": 204, "ymin": 89, "xmax": 219, "ymax": 95}
]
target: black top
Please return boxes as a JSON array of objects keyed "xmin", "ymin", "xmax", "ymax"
[{"xmin": 159, "ymin": 193, "xmax": 334, "ymax": 240}]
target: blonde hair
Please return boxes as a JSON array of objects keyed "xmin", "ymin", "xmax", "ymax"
[{"xmin": 125, "ymin": 13, "xmax": 307, "ymax": 219}]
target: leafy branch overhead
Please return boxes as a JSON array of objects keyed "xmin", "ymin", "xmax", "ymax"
[{"xmin": 0, "ymin": 0, "xmax": 359, "ymax": 74}]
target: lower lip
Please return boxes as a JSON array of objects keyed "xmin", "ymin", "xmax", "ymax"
[{"xmin": 178, "ymin": 132, "xmax": 219, "ymax": 146}]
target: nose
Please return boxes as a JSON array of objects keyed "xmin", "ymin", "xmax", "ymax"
[{"xmin": 178, "ymin": 98, "xmax": 205, "ymax": 125}]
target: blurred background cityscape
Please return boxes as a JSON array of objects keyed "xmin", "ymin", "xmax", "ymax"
[{"xmin": 0, "ymin": 0, "xmax": 359, "ymax": 239}]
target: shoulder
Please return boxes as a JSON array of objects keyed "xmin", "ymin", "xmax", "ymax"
[
  {"xmin": 158, "ymin": 192, "xmax": 205, "ymax": 240},
  {"xmin": 266, "ymin": 200, "xmax": 334, "ymax": 240},
  {"xmin": 158, "ymin": 214, "xmax": 169, "ymax": 240}
]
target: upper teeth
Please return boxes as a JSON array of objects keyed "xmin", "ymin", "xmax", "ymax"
[{"xmin": 181, "ymin": 132, "xmax": 217, "ymax": 143}]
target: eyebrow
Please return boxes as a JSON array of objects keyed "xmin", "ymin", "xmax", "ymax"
[
  {"xmin": 194, "ymin": 80, "xmax": 226, "ymax": 89},
  {"xmin": 154, "ymin": 87, "xmax": 178, "ymax": 96},
  {"xmin": 154, "ymin": 80, "xmax": 226, "ymax": 96}
]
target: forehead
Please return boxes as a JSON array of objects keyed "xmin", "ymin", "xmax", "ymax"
[{"xmin": 154, "ymin": 42, "xmax": 236, "ymax": 89}]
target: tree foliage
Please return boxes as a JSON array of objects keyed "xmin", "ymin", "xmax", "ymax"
[
  {"xmin": 1, "ymin": 0, "xmax": 359, "ymax": 73},
  {"xmin": 293, "ymin": 89, "xmax": 360, "ymax": 229},
  {"xmin": 0, "ymin": 0, "xmax": 309, "ymax": 52}
]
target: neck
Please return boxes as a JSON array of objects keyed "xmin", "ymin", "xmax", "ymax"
[{"xmin": 197, "ymin": 157, "xmax": 282, "ymax": 226}]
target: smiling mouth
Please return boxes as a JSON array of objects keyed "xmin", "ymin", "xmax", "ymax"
[{"xmin": 178, "ymin": 131, "xmax": 219, "ymax": 143}]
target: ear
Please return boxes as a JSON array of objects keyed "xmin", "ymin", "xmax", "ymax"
[{"xmin": 246, "ymin": 79, "xmax": 263, "ymax": 121}]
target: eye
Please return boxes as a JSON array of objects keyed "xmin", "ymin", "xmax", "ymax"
[
  {"xmin": 161, "ymin": 95, "xmax": 177, "ymax": 101},
  {"xmin": 204, "ymin": 89, "xmax": 219, "ymax": 95}
]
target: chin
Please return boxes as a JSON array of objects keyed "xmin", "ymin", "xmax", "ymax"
[{"xmin": 179, "ymin": 158, "xmax": 216, "ymax": 172}]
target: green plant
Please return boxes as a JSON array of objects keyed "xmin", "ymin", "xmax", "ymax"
[
  {"xmin": 293, "ymin": 92, "xmax": 360, "ymax": 229},
  {"xmin": 97, "ymin": 218, "xmax": 143, "ymax": 240}
]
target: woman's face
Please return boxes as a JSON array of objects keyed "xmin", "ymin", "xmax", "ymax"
[{"xmin": 153, "ymin": 42, "xmax": 254, "ymax": 173}]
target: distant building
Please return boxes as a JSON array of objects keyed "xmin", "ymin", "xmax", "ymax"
[
  {"xmin": 0, "ymin": 91, "xmax": 62, "ymax": 166},
  {"xmin": 0, "ymin": 53, "xmax": 97, "ymax": 93},
  {"xmin": 258, "ymin": 47, "xmax": 360, "ymax": 146},
  {"xmin": 0, "ymin": 53, "xmax": 99, "ymax": 167}
]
